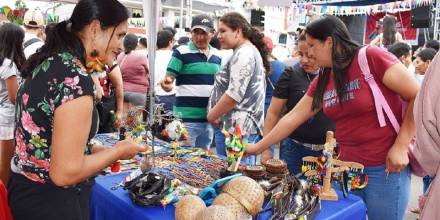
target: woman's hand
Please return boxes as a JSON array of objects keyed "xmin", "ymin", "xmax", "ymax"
[
  {"xmin": 114, "ymin": 138, "xmax": 149, "ymax": 160},
  {"xmin": 386, "ymin": 143, "xmax": 409, "ymax": 173},
  {"xmin": 113, "ymin": 110, "xmax": 123, "ymax": 129},
  {"xmin": 244, "ymin": 143, "xmax": 261, "ymax": 157}
]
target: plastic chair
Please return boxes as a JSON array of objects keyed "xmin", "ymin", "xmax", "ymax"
[{"xmin": 0, "ymin": 180, "xmax": 13, "ymax": 220}]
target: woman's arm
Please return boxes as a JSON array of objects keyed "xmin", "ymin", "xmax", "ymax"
[
  {"xmin": 5, "ymin": 75, "xmax": 18, "ymax": 105},
  {"xmin": 382, "ymin": 62, "xmax": 420, "ymax": 172},
  {"xmin": 246, "ymin": 95, "xmax": 319, "ymax": 155},
  {"xmin": 207, "ymin": 94, "xmax": 237, "ymax": 126},
  {"xmin": 49, "ymin": 96, "xmax": 146, "ymax": 186},
  {"xmin": 91, "ymin": 75, "xmax": 103, "ymax": 103},
  {"xmin": 107, "ymin": 66, "xmax": 124, "ymax": 128},
  {"xmin": 369, "ymin": 33, "xmax": 382, "ymax": 46}
]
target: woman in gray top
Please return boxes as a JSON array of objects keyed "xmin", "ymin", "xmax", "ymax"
[{"xmin": 207, "ymin": 12, "xmax": 270, "ymax": 158}]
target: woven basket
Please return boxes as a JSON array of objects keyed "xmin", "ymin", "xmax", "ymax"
[
  {"xmin": 196, "ymin": 205, "xmax": 236, "ymax": 220},
  {"xmin": 263, "ymin": 159, "xmax": 288, "ymax": 174},
  {"xmin": 212, "ymin": 193, "xmax": 248, "ymax": 219},
  {"xmin": 175, "ymin": 195, "xmax": 206, "ymax": 220},
  {"xmin": 222, "ymin": 176, "xmax": 264, "ymax": 216}
]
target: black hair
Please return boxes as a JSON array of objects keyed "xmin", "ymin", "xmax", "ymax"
[
  {"xmin": 298, "ymin": 31, "xmax": 306, "ymax": 42},
  {"xmin": 45, "ymin": 23, "xmax": 57, "ymax": 36},
  {"xmin": 156, "ymin": 30, "xmax": 174, "ymax": 49},
  {"xmin": 388, "ymin": 42, "xmax": 411, "ymax": 59},
  {"xmin": 123, "ymin": 33, "xmax": 138, "ymax": 54},
  {"xmin": 138, "ymin": 37, "xmax": 147, "ymax": 48},
  {"xmin": 210, "ymin": 34, "xmax": 221, "ymax": 50},
  {"xmin": 382, "ymin": 16, "xmax": 397, "ymax": 48},
  {"xmin": 163, "ymin": 26, "xmax": 176, "ymax": 36},
  {"xmin": 177, "ymin": 36, "xmax": 190, "ymax": 45},
  {"xmin": 21, "ymin": 0, "xmax": 129, "ymax": 79},
  {"xmin": 417, "ymin": 48, "xmax": 437, "ymax": 62},
  {"xmin": 0, "ymin": 23, "xmax": 25, "ymax": 71},
  {"xmin": 220, "ymin": 12, "xmax": 270, "ymax": 73},
  {"xmin": 425, "ymin": 40, "xmax": 439, "ymax": 52},
  {"xmin": 305, "ymin": 15, "xmax": 360, "ymax": 110}
]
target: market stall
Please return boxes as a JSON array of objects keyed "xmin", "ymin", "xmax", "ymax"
[
  {"xmin": 90, "ymin": 171, "xmax": 365, "ymax": 220},
  {"xmin": 89, "ymin": 132, "xmax": 367, "ymax": 220}
]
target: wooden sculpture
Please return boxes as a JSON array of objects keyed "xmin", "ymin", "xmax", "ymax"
[{"xmin": 302, "ymin": 131, "xmax": 364, "ymax": 201}]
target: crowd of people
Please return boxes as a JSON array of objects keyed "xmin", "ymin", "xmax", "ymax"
[{"xmin": 0, "ymin": 0, "xmax": 439, "ymax": 219}]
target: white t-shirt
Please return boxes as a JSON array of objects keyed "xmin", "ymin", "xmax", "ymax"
[
  {"xmin": 24, "ymin": 32, "xmax": 44, "ymax": 59},
  {"xmin": 0, "ymin": 58, "xmax": 19, "ymax": 126},
  {"xmin": 154, "ymin": 49, "xmax": 175, "ymax": 96}
]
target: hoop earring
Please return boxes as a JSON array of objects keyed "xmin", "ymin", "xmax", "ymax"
[{"xmin": 86, "ymin": 49, "xmax": 105, "ymax": 73}]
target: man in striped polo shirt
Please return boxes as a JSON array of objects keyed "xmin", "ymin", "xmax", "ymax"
[{"xmin": 161, "ymin": 14, "xmax": 221, "ymax": 149}]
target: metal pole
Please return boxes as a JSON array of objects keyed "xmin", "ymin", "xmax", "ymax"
[
  {"xmin": 186, "ymin": 0, "xmax": 192, "ymax": 28},
  {"xmin": 180, "ymin": 0, "xmax": 184, "ymax": 36},
  {"xmin": 143, "ymin": 0, "xmax": 160, "ymax": 168}
]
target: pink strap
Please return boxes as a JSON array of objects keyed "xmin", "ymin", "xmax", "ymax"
[{"xmin": 358, "ymin": 46, "xmax": 401, "ymax": 133}]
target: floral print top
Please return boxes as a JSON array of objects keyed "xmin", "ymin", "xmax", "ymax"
[{"xmin": 11, "ymin": 52, "xmax": 97, "ymax": 184}]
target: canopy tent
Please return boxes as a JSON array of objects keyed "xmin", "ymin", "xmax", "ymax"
[
  {"xmin": 34, "ymin": 0, "xmax": 229, "ymax": 12},
  {"xmin": 310, "ymin": 0, "xmax": 402, "ymax": 6}
]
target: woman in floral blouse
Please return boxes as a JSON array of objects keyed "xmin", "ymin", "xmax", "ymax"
[{"xmin": 8, "ymin": 0, "xmax": 147, "ymax": 219}]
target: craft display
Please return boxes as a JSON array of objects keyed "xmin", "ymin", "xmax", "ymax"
[
  {"xmin": 196, "ymin": 205, "xmax": 236, "ymax": 220},
  {"xmin": 124, "ymin": 172, "xmax": 172, "ymax": 207},
  {"xmin": 175, "ymin": 195, "xmax": 207, "ymax": 220},
  {"xmin": 268, "ymin": 175, "xmax": 320, "ymax": 220},
  {"xmin": 222, "ymin": 176, "xmax": 265, "ymax": 216},
  {"xmin": 301, "ymin": 131, "xmax": 366, "ymax": 201},
  {"xmin": 263, "ymin": 159, "xmax": 289, "ymax": 176},
  {"xmin": 244, "ymin": 165, "xmax": 266, "ymax": 180},
  {"xmin": 212, "ymin": 193, "xmax": 250, "ymax": 219},
  {"xmin": 222, "ymin": 124, "xmax": 248, "ymax": 172}
]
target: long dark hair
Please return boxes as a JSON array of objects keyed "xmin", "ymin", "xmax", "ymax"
[
  {"xmin": 382, "ymin": 16, "xmax": 397, "ymax": 48},
  {"xmin": 21, "ymin": 0, "xmax": 129, "ymax": 79},
  {"xmin": 305, "ymin": 15, "xmax": 360, "ymax": 110},
  {"xmin": 219, "ymin": 12, "xmax": 270, "ymax": 73},
  {"xmin": 0, "ymin": 23, "xmax": 25, "ymax": 71}
]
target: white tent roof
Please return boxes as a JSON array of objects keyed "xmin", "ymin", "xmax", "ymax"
[{"xmin": 36, "ymin": 0, "xmax": 229, "ymax": 12}]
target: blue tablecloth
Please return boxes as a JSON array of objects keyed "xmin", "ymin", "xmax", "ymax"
[{"xmin": 90, "ymin": 173, "xmax": 366, "ymax": 220}]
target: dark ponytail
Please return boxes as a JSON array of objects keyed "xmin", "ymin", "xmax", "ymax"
[
  {"xmin": 220, "ymin": 12, "xmax": 270, "ymax": 74},
  {"xmin": 21, "ymin": 0, "xmax": 129, "ymax": 79},
  {"xmin": 248, "ymin": 27, "xmax": 271, "ymax": 74},
  {"xmin": 0, "ymin": 23, "xmax": 25, "ymax": 71},
  {"xmin": 305, "ymin": 15, "xmax": 360, "ymax": 111}
]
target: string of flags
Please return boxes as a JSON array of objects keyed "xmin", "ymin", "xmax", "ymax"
[{"xmin": 296, "ymin": 0, "xmax": 433, "ymax": 16}]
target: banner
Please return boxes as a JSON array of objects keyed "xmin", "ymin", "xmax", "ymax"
[{"xmin": 364, "ymin": 11, "xmax": 418, "ymax": 45}]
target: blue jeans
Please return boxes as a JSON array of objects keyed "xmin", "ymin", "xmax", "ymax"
[
  {"xmin": 279, "ymin": 138, "xmax": 322, "ymax": 175},
  {"xmin": 214, "ymin": 127, "xmax": 258, "ymax": 164},
  {"xmin": 334, "ymin": 165, "xmax": 411, "ymax": 220},
  {"xmin": 184, "ymin": 122, "xmax": 213, "ymax": 150},
  {"xmin": 423, "ymin": 175, "xmax": 435, "ymax": 193},
  {"xmin": 157, "ymin": 95, "xmax": 175, "ymax": 112},
  {"xmin": 214, "ymin": 128, "xmax": 226, "ymax": 156}
]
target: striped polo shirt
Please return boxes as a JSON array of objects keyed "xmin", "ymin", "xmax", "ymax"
[{"xmin": 166, "ymin": 41, "xmax": 221, "ymax": 122}]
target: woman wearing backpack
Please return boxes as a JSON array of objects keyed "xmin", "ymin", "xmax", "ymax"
[{"xmin": 245, "ymin": 15, "xmax": 419, "ymax": 220}]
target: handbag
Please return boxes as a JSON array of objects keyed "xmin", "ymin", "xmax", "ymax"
[{"xmin": 358, "ymin": 46, "xmax": 425, "ymax": 177}]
